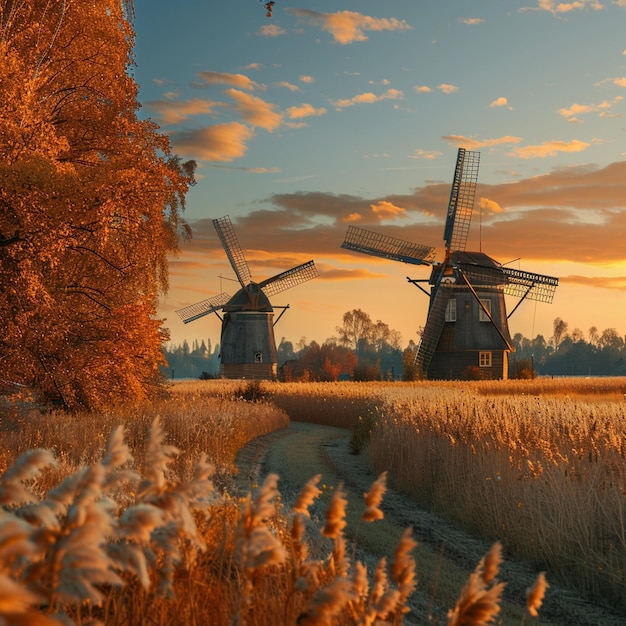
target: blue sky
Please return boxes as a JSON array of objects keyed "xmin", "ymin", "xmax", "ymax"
[{"xmin": 132, "ymin": 0, "xmax": 626, "ymax": 349}]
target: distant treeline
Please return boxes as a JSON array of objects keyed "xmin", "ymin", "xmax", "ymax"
[{"xmin": 161, "ymin": 316, "xmax": 626, "ymax": 380}]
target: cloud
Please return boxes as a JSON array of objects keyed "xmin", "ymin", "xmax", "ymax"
[
  {"xmin": 408, "ymin": 149, "xmax": 442, "ymax": 160},
  {"xmin": 558, "ymin": 97, "xmax": 621, "ymax": 119},
  {"xmin": 526, "ymin": 0, "xmax": 605, "ymax": 13},
  {"xmin": 331, "ymin": 88, "xmax": 404, "ymax": 108},
  {"xmin": 287, "ymin": 9, "xmax": 412, "ymax": 44},
  {"xmin": 490, "ymin": 96, "xmax": 512, "ymax": 109},
  {"xmin": 300, "ymin": 75, "xmax": 315, "ymax": 84},
  {"xmin": 193, "ymin": 71, "xmax": 258, "ymax": 91},
  {"xmin": 258, "ymin": 24, "xmax": 286, "ymax": 36},
  {"xmin": 171, "ymin": 123, "xmax": 255, "ymax": 162},
  {"xmin": 437, "ymin": 84, "xmax": 459, "ymax": 94},
  {"xmin": 460, "ymin": 17, "xmax": 485, "ymax": 24},
  {"xmin": 286, "ymin": 103, "xmax": 328, "ymax": 119},
  {"xmin": 479, "ymin": 197, "xmax": 505, "ymax": 213},
  {"xmin": 509, "ymin": 139, "xmax": 591, "ymax": 159},
  {"xmin": 370, "ymin": 201, "xmax": 407, "ymax": 219},
  {"xmin": 224, "ymin": 89, "xmax": 283, "ymax": 131},
  {"xmin": 560, "ymin": 275, "xmax": 626, "ymax": 289},
  {"xmin": 145, "ymin": 98, "xmax": 223, "ymax": 125},
  {"xmin": 442, "ymin": 135, "xmax": 524, "ymax": 149},
  {"xmin": 274, "ymin": 81, "xmax": 300, "ymax": 91},
  {"xmin": 414, "ymin": 85, "xmax": 432, "ymax": 93}
]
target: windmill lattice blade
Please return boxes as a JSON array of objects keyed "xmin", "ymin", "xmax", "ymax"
[
  {"xmin": 457, "ymin": 263, "xmax": 508, "ymax": 287},
  {"xmin": 341, "ymin": 226, "xmax": 436, "ymax": 266},
  {"xmin": 259, "ymin": 260, "xmax": 318, "ymax": 297},
  {"xmin": 212, "ymin": 215, "xmax": 251, "ymax": 287},
  {"xmin": 175, "ymin": 292, "xmax": 231, "ymax": 324},
  {"xmin": 502, "ymin": 268, "xmax": 559, "ymax": 303},
  {"xmin": 414, "ymin": 283, "xmax": 453, "ymax": 375},
  {"xmin": 443, "ymin": 148, "xmax": 480, "ymax": 252}
]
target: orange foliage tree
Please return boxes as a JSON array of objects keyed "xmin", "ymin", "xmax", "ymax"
[{"xmin": 0, "ymin": 1, "xmax": 195, "ymax": 410}]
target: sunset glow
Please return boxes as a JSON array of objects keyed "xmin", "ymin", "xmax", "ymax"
[{"xmin": 132, "ymin": 1, "xmax": 626, "ymax": 349}]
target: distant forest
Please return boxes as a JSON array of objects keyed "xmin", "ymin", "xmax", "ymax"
[{"xmin": 161, "ymin": 313, "xmax": 626, "ymax": 380}]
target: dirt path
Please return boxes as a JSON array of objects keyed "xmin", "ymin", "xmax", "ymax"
[{"xmin": 234, "ymin": 421, "xmax": 624, "ymax": 626}]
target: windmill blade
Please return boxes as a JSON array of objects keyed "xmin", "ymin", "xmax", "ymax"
[
  {"xmin": 258, "ymin": 260, "xmax": 318, "ymax": 298},
  {"xmin": 443, "ymin": 148, "xmax": 480, "ymax": 252},
  {"xmin": 212, "ymin": 215, "xmax": 252, "ymax": 287},
  {"xmin": 414, "ymin": 283, "xmax": 453, "ymax": 375},
  {"xmin": 341, "ymin": 226, "xmax": 436, "ymax": 266},
  {"xmin": 175, "ymin": 292, "xmax": 231, "ymax": 324},
  {"xmin": 502, "ymin": 268, "xmax": 558, "ymax": 303}
]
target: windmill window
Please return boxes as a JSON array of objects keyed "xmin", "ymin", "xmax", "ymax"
[
  {"xmin": 479, "ymin": 351, "xmax": 492, "ymax": 367},
  {"xmin": 445, "ymin": 298, "xmax": 456, "ymax": 322},
  {"xmin": 478, "ymin": 299, "xmax": 492, "ymax": 322}
]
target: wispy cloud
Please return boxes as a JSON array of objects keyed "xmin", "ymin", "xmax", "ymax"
[
  {"xmin": 287, "ymin": 9, "xmax": 412, "ymax": 44},
  {"xmin": 437, "ymin": 84, "xmax": 459, "ymax": 94},
  {"xmin": 193, "ymin": 71, "xmax": 258, "ymax": 91},
  {"xmin": 558, "ymin": 97, "xmax": 622, "ymax": 120},
  {"xmin": 258, "ymin": 23, "xmax": 286, "ymax": 37},
  {"xmin": 171, "ymin": 123, "xmax": 255, "ymax": 162},
  {"xmin": 331, "ymin": 88, "xmax": 403, "ymax": 108},
  {"xmin": 442, "ymin": 135, "xmax": 523, "ymax": 149},
  {"xmin": 509, "ymin": 139, "xmax": 591, "ymax": 159},
  {"xmin": 408, "ymin": 149, "xmax": 442, "ymax": 160},
  {"xmin": 286, "ymin": 103, "xmax": 328, "ymax": 119},
  {"xmin": 224, "ymin": 89, "xmax": 283, "ymax": 131},
  {"xmin": 145, "ymin": 98, "xmax": 223, "ymax": 125},
  {"xmin": 524, "ymin": 0, "xmax": 605, "ymax": 14},
  {"xmin": 460, "ymin": 17, "xmax": 485, "ymax": 24}
]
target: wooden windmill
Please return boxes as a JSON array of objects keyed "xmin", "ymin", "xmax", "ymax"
[
  {"xmin": 176, "ymin": 215, "xmax": 318, "ymax": 380},
  {"xmin": 341, "ymin": 148, "xmax": 559, "ymax": 380}
]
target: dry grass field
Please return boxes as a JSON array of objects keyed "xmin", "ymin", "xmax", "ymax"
[{"xmin": 1, "ymin": 377, "xmax": 623, "ymax": 624}]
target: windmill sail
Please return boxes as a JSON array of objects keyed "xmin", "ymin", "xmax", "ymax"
[
  {"xmin": 415, "ymin": 283, "xmax": 453, "ymax": 375},
  {"xmin": 341, "ymin": 225, "xmax": 436, "ymax": 265},
  {"xmin": 502, "ymin": 268, "xmax": 558, "ymax": 303},
  {"xmin": 176, "ymin": 292, "xmax": 231, "ymax": 324},
  {"xmin": 212, "ymin": 215, "xmax": 252, "ymax": 287},
  {"xmin": 443, "ymin": 148, "xmax": 480, "ymax": 252},
  {"xmin": 259, "ymin": 260, "xmax": 319, "ymax": 298}
]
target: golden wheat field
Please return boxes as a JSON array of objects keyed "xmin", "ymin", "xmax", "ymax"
[{"xmin": 0, "ymin": 377, "xmax": 624, "ymax": 624}]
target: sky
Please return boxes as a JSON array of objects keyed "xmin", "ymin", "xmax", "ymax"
[{"xmin": 132, "ymin": 0, "xmax": 626, "ymax": 350}]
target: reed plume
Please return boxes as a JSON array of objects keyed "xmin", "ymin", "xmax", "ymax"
[
  {"xmin": 362, "ymin": 471, "xmax": 387, "ymax": 522},
  {"xmin": 447, "ymin": 543, "xmax": 505, "ymax": 626},
  {"xmin": 293, "ymin": 474, "xmax": 322, "ymax": 517},
  {"xmin": 526, "ymin": 571, "xmax": 549, "ymax": 617},
  {"xmin": 321, "ymin": 484, "xmax": 347, "ymax": 539}
]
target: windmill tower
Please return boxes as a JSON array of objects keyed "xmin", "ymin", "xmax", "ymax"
[
  {"xmin": 341, "ymin": 148, "xmax": 559, "ymax": 380},
  {"xmin": 176, "ymin": 215, "xmax": 318, "ymax": 380}
]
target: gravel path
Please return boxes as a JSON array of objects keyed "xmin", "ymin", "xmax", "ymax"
[{"xmin": 234, "ymin": 421, "xmax": 625, "ymax": 626}]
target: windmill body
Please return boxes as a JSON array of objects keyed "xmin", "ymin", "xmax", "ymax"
[
  {"xmin": 341, "ymin": 148, "xmax": 558, "ymax": 380},
  {"xmin": 176, "ymin": 216, "xmax": 318, "ymax": 380}
]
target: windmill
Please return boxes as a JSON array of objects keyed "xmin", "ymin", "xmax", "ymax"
[
  {"xmin": 341, "ymin": 148, "xmax": 559, "ymax": 380},
  {"xmin": 176, "ymin": 215, "xmax": 318, "ymax": 380}
]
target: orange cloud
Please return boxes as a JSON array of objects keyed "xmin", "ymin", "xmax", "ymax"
[
  {"xmin": 171, "ymin": 123, "xmax": 255, "ymax": 162},
  {"xmin": 558, "ymin": 98, "xmax": 620, "ymax": 119},
  {"xmin": 332, "ymin": 88, "xmax": 403, "ymax": 108},
  {"xmin": 224, "ymin": 89, "xmax": 282, "ymax": 131},
  {"xmin": 529, "ymin": 0, "xmax": 605, "ymax": 13},
  {"xmin": 509, "ymin": 139, "xmax": 590, "ymax": 159},
  {"xmin": 145, "ymin": 98, "xmax": 223, "ymax": 125},
  {"xmin": 437, "ymin": 84, "xmax": 459, "ymax": 94},
  {"xmin": 370, "ymin": 201, "xmax": 407, "ymax": 219},
  {"xmin": 409, "ymin": 149, "xmax": 442, "ymax": 160},
  {"xmin": 442, "ymin": 135, "xmax": 523, "ymax": 149},
  {"xmin": 414, "ymin": 85, "xmax": 432, "ymax": 93},
  {"xmin": 287, "ymin": 9, "xmax": 412, "ymax": 44},
  {"xmin": 286, "ymin": 103, "xmax": 328, "ymax": 119},
  {"xmin": 193, "ymin": 71, "xmax": 258, "ymax": 91},
  {"xmin": 479, "ymin": 197, "xmax": 505, "ymax": 213},
  {"xmin": 490, "ymin": 96, "xmax": 511, "ymax": 108},
  {"xmin": 560, "ymin": 275, "xmax": 626, "ymax": 290},
  {"xmin": 460, "ymin": 17, "xmax": 485, "ymax": 24}
]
